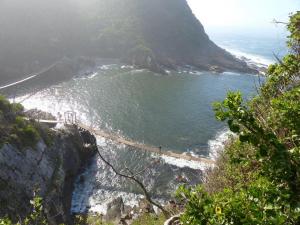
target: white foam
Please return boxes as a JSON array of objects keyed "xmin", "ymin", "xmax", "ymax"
[
  {"xmin": 88, "ymin": 190, "xmax": 143, "ymax": 214},
  {"xmin": 11, "ymin": 91, "xmax": 93, "ymax": 127},
  {"xmin": 96, "ymin": 136, "xmax": 107, "ymax": 147},
  {"xmin": 160, "ymin": 155, "xmax": 211, "ymax": 170},
  {"xmin": 208, "ymin": 129, "xmax": 233, "ymax": 160},
  {"xmin": 131, "ymin": 69, "xmax": 146, "ymax": 74},
  {"xmin": 85, "ymin": 72, "xmax": 99, "ymax": 79},
  {"xmin": 99, "ymin": 64, "xmax": 119, "ymax": 70},
  {"xmin": 71, "ymin": 176, "xmax": 143, "ymax": 215},
  {"xmin": 100, "ymin": 65, "xmax": 110, "ymax": 70},
  {"xmin": 222, "ymin": 46, "xmax": 274, "ymax": 67},
  {"xmin": 121, "ymin": 65, "xmax": 134, "ymax": 69}
]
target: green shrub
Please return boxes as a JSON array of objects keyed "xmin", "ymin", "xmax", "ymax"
[
  {"xmin": 0, "ymin": 196, "xmax": 47, "ymax": 225},
  {"xmin": 131, "ymin": 213, "xmax": 166, "ymax": 225},
  {"xmin": 15, "ymin": 116, "xmax": 25, "ymax": 127},
  {"xmin": 0, "ymin": 96, "xmax": 54, "ymax": 149},
  {"xmin": 0, "ymin": 95, "xmax": 11, "ymax": 114},
  {"xmin": 0, "ymin": 218, "xmax": 13, "ymax": 225},
  {"xmin": 177, "ymin": 178, "xmax": 300, "ymax": 225},
  {"xmin": 11, "ymin": 103, "xmax": 24, "ymax": 115},
  {"xmin": 17, "ymin": 125, "xmax": 40, "ymax": 147}
]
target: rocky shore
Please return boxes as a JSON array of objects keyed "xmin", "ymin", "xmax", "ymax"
[{"xmin": 0, "ymin": 107, "xmax": 180, "ymax": 225}]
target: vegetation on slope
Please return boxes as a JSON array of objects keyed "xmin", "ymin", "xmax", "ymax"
[
  {"xmin": 0, "ymin": 96, "xmax": 52, "ymax": 149},
  {"xmin": 177, "ymin": 11, "xmax": 300, "ymax": 225},
  {"xmin": 0, "ymin": 195, "xmax": 166, "ymax": 225}
]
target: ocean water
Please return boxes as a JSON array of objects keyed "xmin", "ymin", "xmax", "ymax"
[
  {"xmin": 6, "ymin": 32, "xmax": 287, "ymax": 214},
  {"xmin": 209, "ymin": 30, "xmax": 287, "ymax": 66}
]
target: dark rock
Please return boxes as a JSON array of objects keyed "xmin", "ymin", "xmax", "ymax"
[
  {"xmin": 0, "ymin": 125, "xmax": 97, "ymax": 225},
  {"xmin": 105, "ymin": 197, "xmax": 125, "ymax": 221},
  {"xmin": 25, "ymin": 109, "xmax": 56, "ymax": 121},
  {"xmin": 138, "ymin": 199, "xmax": 155, "ymax": 214}
]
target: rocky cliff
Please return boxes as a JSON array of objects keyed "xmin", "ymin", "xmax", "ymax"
[{"xmin": 0, "ymin": 125, "xmax": 97, "ymax": 225}]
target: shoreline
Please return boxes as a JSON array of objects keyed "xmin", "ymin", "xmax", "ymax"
[{"xmin": 0, "ymin": 49, "xmax": 267, "ymax": 98}]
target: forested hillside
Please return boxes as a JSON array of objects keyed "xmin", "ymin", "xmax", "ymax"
[{"xmin": 0, "ymin": 0, "xmax": 253, "ymax": 84}]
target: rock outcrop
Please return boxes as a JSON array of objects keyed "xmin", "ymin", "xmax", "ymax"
[{"xmin": 0, "ymin": 125, "xmax": 97, "ymax": 225}]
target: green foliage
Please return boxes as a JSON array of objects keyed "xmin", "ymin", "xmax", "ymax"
[
  {"xmin": 78, "ymin": 214, "xmax": 114, "ymax": 225},
  {"xmin": 178, "ymin": 11, "xmax": 300, "ymax": 225},
  {"xmin": 0, "ymin": 196, "xmax": 47, "ymax": 225},
  {"xmin": 177, "ymin": 178, "xmax": 300, "ymax": 225},
  {"xmin": 287, "ymin": 11, "xmax": 300, "ymax": 53},
  {"xmin": 10, "ymin": 103, "xmax": 24, "ymax": 115},
  {"xmin": 128, "ymin": 44, "xmax": 154, "ymax": 59},
  {"xmin": 0, "ymin": 218, "xmax": 13, "ymax": 225},
  {"xmin": 85, "ymin": 215, "xmax": 110, "ymax": 225},
  {"xmin": 0, "ymin": 200, "xmax": 114, "ymax": 225},
  {"xmin": 17, "ymin": 124, "xmax": 41, "ymax": 148},
  {"xmin": 24, "ymin": 196, "xmax": 47, "ymax": 225},
  {"xmin": 0, "ymin": 198, "xmax": 164, "ymax": 225},
  {"xmin": 0, "ymin": 96, "xmax": 11, "ymax": 114},
  {"xmin": 213, "ymin": 90, "xmax": 297, "ymax": 192},
  {"xmin": 204, "ymin": 140, "xmax": 262, "ymax": 194},
  {"xmin": 0, "ymin": 95, "xmax": 52, "ymax": 149},
  {"xmin": 131, "ymin": 213, "xmax": 166, "ymax": 225}
]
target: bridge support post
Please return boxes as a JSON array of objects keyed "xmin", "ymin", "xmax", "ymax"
[{"xmin": 64, "ymin": 111, "xmax": 77, "ymax": 125}]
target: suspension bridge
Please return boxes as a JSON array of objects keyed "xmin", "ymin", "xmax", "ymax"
[{"xmin": 34, "ymin": 111, "xmax": 215, "ymax": 166}]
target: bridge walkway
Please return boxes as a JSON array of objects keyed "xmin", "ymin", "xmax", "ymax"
[{"xmin": 27, "ymin": 114, "xmax": 215, "ymax": 165}]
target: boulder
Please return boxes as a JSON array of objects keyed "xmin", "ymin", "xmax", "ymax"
[{"xmin": 105, "ymin": 197, "xmax": 125, "ymax": 221}]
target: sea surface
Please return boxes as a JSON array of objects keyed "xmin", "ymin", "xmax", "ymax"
[{"xmin": 7, "ymin": 32, "xmax": 286, "ymax": 214}]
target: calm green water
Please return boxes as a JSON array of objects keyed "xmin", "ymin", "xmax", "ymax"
[
  {"xmin": 70, "ymin": 67, "xmax": 258, "ymax": 154},
  {"xmin": 18, "ymin": 65, "xmax": 259, "ymax": 156}
]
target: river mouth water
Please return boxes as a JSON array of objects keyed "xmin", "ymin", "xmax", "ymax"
[{"xmin": 12, "ymin": 64, "xmax": 260, "ymax": 214}]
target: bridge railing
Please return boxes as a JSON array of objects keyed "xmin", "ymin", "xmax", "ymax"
[{"xmin": 64, "ymin": 111, "xmax": 77, "ymax": 125}]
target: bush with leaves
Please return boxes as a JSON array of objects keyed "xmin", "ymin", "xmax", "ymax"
[
  {"xmin": 0, "ymin": 96, "xmax": 53, "ymax": 149},
  {"xmin": 177, "ymin": 177, "xmax": 300, "ymax": 225},
  {"xmin": 177, "ymin": 11, "xmax": 300, "ymax": 225},
  {"xmin": 0, "ymin": 196, "xmax": 47, "ymax": 225}
]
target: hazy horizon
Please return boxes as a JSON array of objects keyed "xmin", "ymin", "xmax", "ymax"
[{"xmin": 187, "ymin": 0, "xmax": 299, "ymax": 36}]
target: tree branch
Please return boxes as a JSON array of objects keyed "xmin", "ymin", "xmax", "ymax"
[{"xmin": 96, "ymin": 147, "xmax": 170, "ymax": 217}]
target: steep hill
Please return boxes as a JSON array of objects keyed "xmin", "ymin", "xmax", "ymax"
[
  {"xmin": 0, "ymin": 0, "xmax": 255, "ymax": 85},
  {"xmin": 83, "ymin": 0, "xmax": 255, "ymax": 73}
]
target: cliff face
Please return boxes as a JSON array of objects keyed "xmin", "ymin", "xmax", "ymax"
[{"xmin": 0, "ymin": 126, "xmax": 96, "ymax": 225}]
